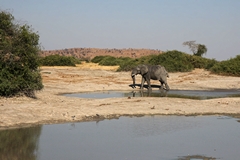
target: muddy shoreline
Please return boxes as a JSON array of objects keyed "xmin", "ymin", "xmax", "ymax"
[
  {"xmin": 1, "ymin": 64, "xmax": 240, "ymax": 130},
  {"xmin": 2, "ymin": 112, "xmax": 240, "ymax": 131}
]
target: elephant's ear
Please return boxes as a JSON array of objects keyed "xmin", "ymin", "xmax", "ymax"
[{"xmin": 140, "ymin": 65, "xmax": 148, "ymax": 75}]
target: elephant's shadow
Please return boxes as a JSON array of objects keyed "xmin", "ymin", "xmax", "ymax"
[{"xmin": 129, "ymin": 84, "xmax": 162, "ymax": 89}]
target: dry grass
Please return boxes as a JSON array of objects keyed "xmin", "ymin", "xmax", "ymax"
[{"xmin": 76, "ymin": 62, "xmax": 119, "ymax": 71}]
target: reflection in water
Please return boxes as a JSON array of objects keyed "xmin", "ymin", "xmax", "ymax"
[
  {"xmin": 132, "ymin": 89, "xmax": 168, "ymax": 97},
  {"xmin": 0, "ymin": 126, "xmax": 42, "ymax": 160},
  {"xmin": 1, "ymin": 116, "xmax": 240, "ymax": 160},
  {"xmin": 129, "ymin": 89, "xmax": 240, "ymax": 100},
  {"xmin": 64, "ymin": 89, "xmax": 240, "ymax": 100}
]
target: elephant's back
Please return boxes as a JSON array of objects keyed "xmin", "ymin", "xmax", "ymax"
[{"xmin": 149, "ymin": 65, "xmax": 166, "ymax": 80}]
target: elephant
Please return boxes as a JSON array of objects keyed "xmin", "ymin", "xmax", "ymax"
[{"xmin": 131, "ymin": 64, "xmax": 170, "ymax": 91}]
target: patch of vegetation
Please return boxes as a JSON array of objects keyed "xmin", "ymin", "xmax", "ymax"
[
  {"xmin": 148, "ymin": 50, "xmax": 194, "ymax": 72},
  {"xmin": 39, "ymin": 54, "xmax": 81, "ymax": 66},
  {"xmin": 91, "ymin": 56, "xmax": 134, "ymax": 69},
  {"xmin": 91, "ymin": 56, "xmax": 119, "ymax": 66},
  {"xmin": 210, "ymin": 55, "xmax": 240, "ymax": 76},
  {"xmin": 117, "ymin": 58, "xmax": 139, "ymax": 71},
  {"xmin": 0, "ymin": 10, "xmax": 43, "ymax": 97},
  {"xmin": 98, "ymin": 56, "xmax": 120, "ymax": 66},
  {"xmin": 115, "ymin": 50, "xmax": 218, "ymax": 72},
  {"xmin": 186, "ymin": 55, "xmax": 217, "ymax": 70},
  {"xmin": 92, "ymin": 51, "xmax": 215, "ymax": 72},
  {"xmin": 91, "ymin": 51, "xmax": 239, "ymax": 77},
  {"xmin": 91, "ymin": 56, "xmax": 107, "ymax": 63}
]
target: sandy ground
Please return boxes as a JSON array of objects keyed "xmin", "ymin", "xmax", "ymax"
[{"xmin": 1, "ymin": 62, "xmax": 240, "ymax": 130}]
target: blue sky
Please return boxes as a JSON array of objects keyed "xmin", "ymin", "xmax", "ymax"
[{"xmin": 1, "ymin": 0, "xmax": 240, "ymax": 60}]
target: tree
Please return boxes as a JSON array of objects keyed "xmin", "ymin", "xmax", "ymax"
[
  {"xmin": 183, "ymin": 41, "xmax": 207, "ymax": 57},
  {"xmin": 196, "ymin": 44, "xmax": 207, "ymax": 57},
  {"xmin": 0, "ymin": 10, "xmax": 43, "ymax": 97}
]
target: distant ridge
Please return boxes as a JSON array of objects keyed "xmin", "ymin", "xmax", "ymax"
[{"xmin": 40, "ymin": 48, "xmax": 163, "ymax": 60}]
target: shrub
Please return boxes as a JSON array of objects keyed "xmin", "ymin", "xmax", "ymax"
[
  {"xmin": 90, "ymin": 50, "xmax": 239, "ymax": 77},
  {"xmin": 39, "ymin": 54, "xmax": 81, "ymax": 66},
  {"xmin": 116, "ymin": 50, "xmax": 218, "ymax": 72},
  {"xmin": 69, "ymin": 56, "xmax": 82, "ymax": 65},
  {"xmin": 98, "ymin": 56, "xmax": 120, "ymax": 66},
  {"xmin": 91, "ymin": 56, "xmax": 134, "ymax": 68},
  {"xmin": 210, "ymin": 55, "xmax": 240, "ymax": 76},
  {"xmin": 117, "ymin": 54, "xmax": 161, "ymax": 72},
  {"xmin": 117, "ymin": 58, "xmax": 139, "ymax": 71},
  {"xmin": 186, "ymin": 55, "xmax": 218, "ymax": 69},
  {"xmin": 0, "ymin": 11, "xmax": 43, "ymax": 97},
  {"xmin": 91, "ymin": 56, "xmax": 106, "ymax": 63},
  {"xmin": 148, "ymin": 50, "xmax": 194, "ymax": 72}
]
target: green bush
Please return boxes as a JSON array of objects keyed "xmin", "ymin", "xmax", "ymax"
[
  {"xmin": 92, "ymin": 55, "xmax": 159, "ymax": 71},
  {"xmin": 148, "ymin": 50, "xmax": 194, "ymax": 72},
  {"xmin": 0, "ymin": 11, "xmax": 43, "ymax": 97},
  {"xmin": 117, "ymin": 58, "xmax": 139, "ymax": 71},
  {"xmin": 119, "ymin": 50, "xmax": 195, "ymax": 72},
  {"xmin": 186, "ymin": 55, "xmax": 218, "ymax": 69},
  {"xmin": 39, "ymin": 54, "xmax": 81, "ymax": 66},
  {"xmin": 210, "ymin": 55, "xmax": 240, "ymax": 76},
  {"xmin": 91, "ymin": 56, "xmax": 134, "ymax": 68},
  {"xmin": 138, "ymin": 54, "xmax": 157, "ymax": 64},
  {"xmin": 70, "ymin": 56, "xmax": 82, "ymax": 64},
  {"xmin": 91, "ymin": 56, "xmax": 119, "ymax": 66},
  {"xmin": 117, "ymin": 50, "xmax": 218, "ymax": 72},
  {"xmin": 98, "ymin": 56, "xmax": 120, "ymax": 66},
  {"xmin": 91, "ymin": 56, "xmax": 106, "ymax": 63},
  {"xmin": 90, "ymin": 51, "xmax": 239, "ymax": 77}
]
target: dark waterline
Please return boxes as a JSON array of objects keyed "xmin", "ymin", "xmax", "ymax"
[
  {"xmin": 64, "ymin": 89, "xmax": 240, "ymax": 100},
  {"xmin": 0, "ymin": 116, "xmax": 240, "ymax": 160}
]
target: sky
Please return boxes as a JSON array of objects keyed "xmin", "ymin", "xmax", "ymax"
[{"xmin": 1, "ymin": 0, "xmax": 240, "ymax": 61}]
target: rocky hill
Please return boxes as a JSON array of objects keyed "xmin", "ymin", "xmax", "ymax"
[{"xmin": 40, "ymin": 48, "xmax": 163, "ymax": 60}]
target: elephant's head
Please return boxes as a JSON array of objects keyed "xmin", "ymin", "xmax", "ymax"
[
  {"xmin": 161, "ymin": 66, "xmax": 169, "ymax": 78},
  {"xmin": 131, "ymin": 65, "xmax": 148, "ymax": 88}
]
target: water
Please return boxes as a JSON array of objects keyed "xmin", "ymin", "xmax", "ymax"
[
  {"xmin": 64, "ymin": 89, "xmax": 240, "ymax": 100},
  {"xmin": 0, "ymin": 116, "xmax": 240, "ymax": 160}
]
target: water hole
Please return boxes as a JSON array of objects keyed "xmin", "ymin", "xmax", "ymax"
[
  {"xmin": 1, "ymin": 115, "xmax": 240, "ymax": 160},
  {"xmin": 64, "ymin": 89, "xmax": 240, "ymax": 100}
]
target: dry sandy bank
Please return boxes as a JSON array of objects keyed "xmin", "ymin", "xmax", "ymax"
[{"xmin": 0, "ymin": 63, "xmax": 240, "ymax": 129}]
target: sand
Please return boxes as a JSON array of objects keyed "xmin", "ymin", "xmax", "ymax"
[{"xmin": 1, "ymin": 63, "xmax": 240, "ymax": 130}]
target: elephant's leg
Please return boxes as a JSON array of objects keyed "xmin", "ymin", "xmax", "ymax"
[
  {"xmin": 159, "ymin": 80, "xmax": 164, "ymax": 90},
  {"xmin": 161, "ymin": 77, "xmax": 170, "ymax": 91},
  {"xmin": 165, "ymin": 83, "xmax": 170, "ymax": 91},
  {"xmin": 140, "ymin": 77, "xmax": 145, "ymax": 89},
  {"xmin": 160, "ymin": 81, "xmax": 170, "ymax": 91},
  {"xmin": 146, "ymin": 78, "xmax": 152, "ymax": 90}
]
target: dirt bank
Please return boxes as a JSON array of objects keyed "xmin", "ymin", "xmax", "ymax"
[{"xmin": 1, "ymin": 63, "xmax": 240, "ymax": 130}]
